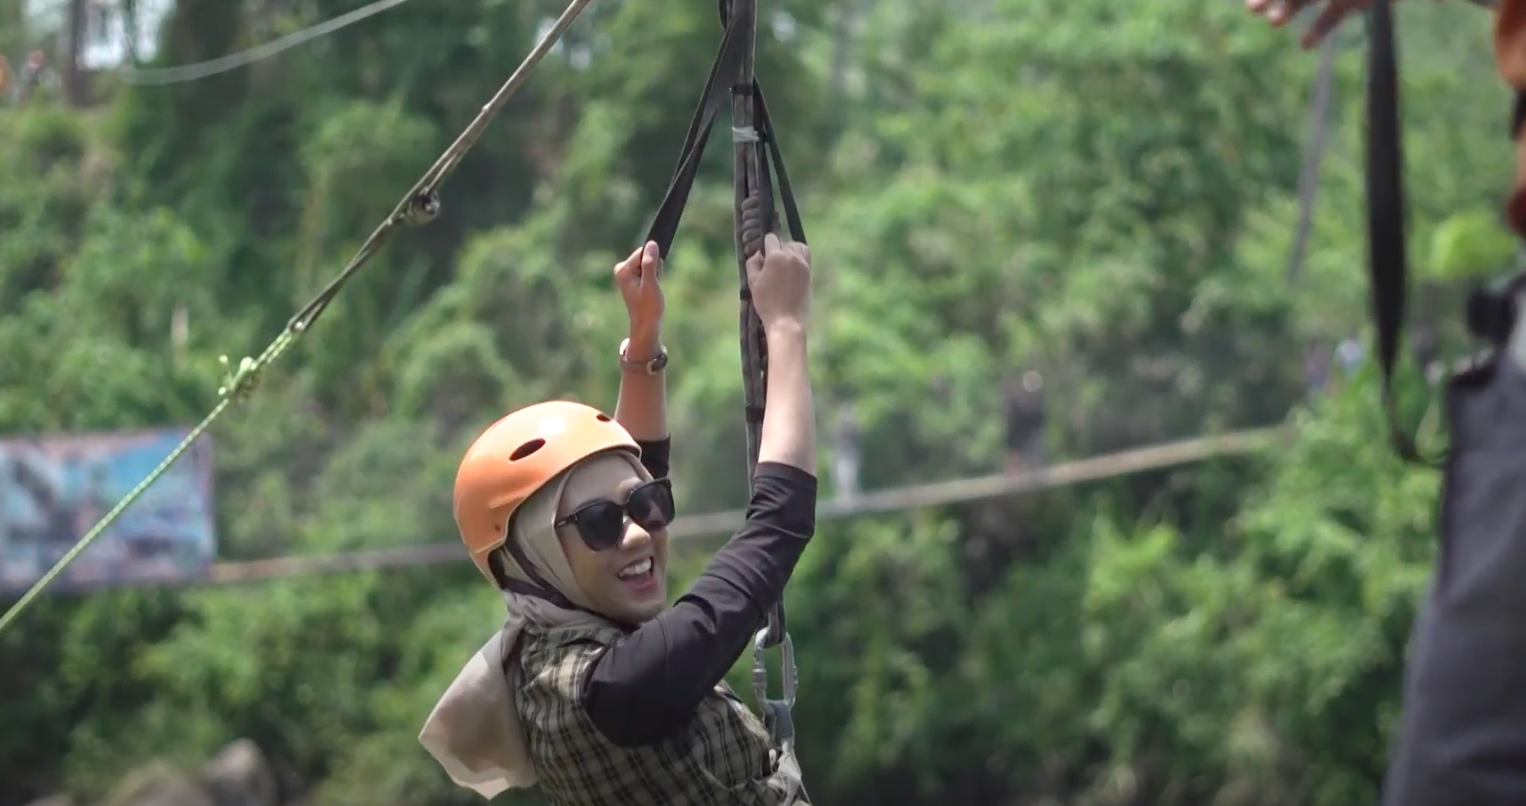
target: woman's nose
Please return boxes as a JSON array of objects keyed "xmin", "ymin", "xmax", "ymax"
[{"xmin": 619, "ymin": 521, "xmax": 652, "ymax": 552}]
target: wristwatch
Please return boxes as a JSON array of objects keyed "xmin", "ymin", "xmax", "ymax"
[{"xmin": 619, "ymin": 338, "xmax": 669, "ymax": 375}]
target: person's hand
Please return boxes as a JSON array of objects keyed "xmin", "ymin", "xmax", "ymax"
[
  {"xmin": 1247, "ymin": 0, "xmax": 1432, "ymax": 50},
  {"xmin": 615, "ymin": 240, "xmax": 664, "ymax": 341},
  {"xmin": 746, "ymin": 232, "xmax": 811, "ymax": 331}
]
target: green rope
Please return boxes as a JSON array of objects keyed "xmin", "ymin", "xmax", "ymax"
[
  {"xmin": 0, "ymin": 0, "xmax": 596, "ymax": 639},
  {"xmin": 0, "ymin": 330, "xmax": 298, "ymax": 637}
]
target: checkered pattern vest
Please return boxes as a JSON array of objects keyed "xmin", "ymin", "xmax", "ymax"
[{"xmin": 516, "ymin": 623, "xmax": 808, "ymax": 806}]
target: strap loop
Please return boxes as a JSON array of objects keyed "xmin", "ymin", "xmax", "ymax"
[
  {"xmin": 642, "ymin": 12, "xmax": 806, "ymax": 259},
  {"xmin": 643, "ymin": 10, "xmax": 751, "ymax": 257}
]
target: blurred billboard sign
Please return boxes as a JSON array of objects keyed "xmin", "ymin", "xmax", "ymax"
[{"xmin": 0, "ymin": 428, "xmax": 215, "ymax": 594}]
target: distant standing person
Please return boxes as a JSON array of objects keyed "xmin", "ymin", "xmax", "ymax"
[
  {"xmin": 1305, "ymin": 339, "xmax": 1332, "ymax": 394},
  {"xmin": 831, "ymin": 402, "xmax": 861, "ymax": 501},
  {"xmin": 20, "ymin": 51, "xmax": 46, "ymax": 100},
  {"xmin": 0, "ymin": 55, "xmax": 12, "ymax": 101},
  {"xmin": 1003, "ymin": 371, "xmax": 1047, "ymax": 474}
]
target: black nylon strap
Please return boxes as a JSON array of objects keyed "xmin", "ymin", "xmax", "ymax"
[
  {"xmin": 644, "ymin": 11, "xmax": 750, "ymax": 257},
  {"xmin": 752, "ymin": 82, "xmax": 806, "ymax": 244},
  {"xmin": 499, "ymin": 542, "xmax": 580, "ymax": 611},
  {"xmin": 1364, "ymin": 0, "xmax": 1438, "ymax": 465},
  {"xmin": 644, "ymin": 20, "xmax": 806, "ymax": 258}
]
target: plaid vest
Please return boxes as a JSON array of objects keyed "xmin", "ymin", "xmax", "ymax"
[{"xmin": 516, "ymin": 623, "xmax": 808, "ymax": 806}]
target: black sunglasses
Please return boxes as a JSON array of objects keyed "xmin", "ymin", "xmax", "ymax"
[{"xmin": 554, "ymin": 478, "xmax": 676, "ymax": 551}]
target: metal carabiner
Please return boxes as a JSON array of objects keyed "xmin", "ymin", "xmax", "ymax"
[{"xmin": 752, "ymin": 624, "xmax": 799, "ymax": 747}]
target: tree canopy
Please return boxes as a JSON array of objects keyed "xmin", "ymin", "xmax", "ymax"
[{"xmin": 0, "ymin": 1, "xmax": 1515, "ymax": 804}]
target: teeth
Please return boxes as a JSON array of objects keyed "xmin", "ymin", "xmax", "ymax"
[{"xmin": 618, "ymin": 558, "xmax": 653, "ymax": 579}]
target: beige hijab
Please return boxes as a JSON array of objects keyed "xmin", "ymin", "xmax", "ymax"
[{"xmin": 418, "ymin": 454, "xmax": 642, "ymax": 798}]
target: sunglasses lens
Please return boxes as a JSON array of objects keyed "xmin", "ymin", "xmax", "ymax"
[
  {"xmin": 566, "ymin": 482, "xmax": 677, "ymax": 552},
  {"xmin": 628, "ymin": 482, "xmax": 675, "ymax": 531},
  {"xmin": 573, "ymin": 502, "xmax": 625, "ymax": 551}
]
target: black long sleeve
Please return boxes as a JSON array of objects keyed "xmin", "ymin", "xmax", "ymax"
[
  {"xmin": 581, "ymin": 462, "xmax": 817, "ymax": 747},
  {"xmin": 635, "ymin": 438, "xmax": 671, "ymax": 480}
]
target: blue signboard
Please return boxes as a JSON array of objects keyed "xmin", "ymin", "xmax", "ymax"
[{"xmin": 0, "ymin": 429, "xmax": 215, "ymax": 593}]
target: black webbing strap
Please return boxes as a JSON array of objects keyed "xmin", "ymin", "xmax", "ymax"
[
  {"xmin": 643, "ymin": 10, "xmax": 805, "ymax": 257},
  {"xmin": 1364, "ymin": 0, "xmax": 1440, "ymax": 465},
  {"xmin": 752, "ymin": 84, "xmax": 807, "ymax": 244},
  {"xmin": 740, "ymin": 80, "xmax": 804, "ymax": 649},
  {"xmin": 644, "ymin": 10, "xmax": 748, "ymax": 257}
]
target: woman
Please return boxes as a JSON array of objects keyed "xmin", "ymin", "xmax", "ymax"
[{"xmin": 422, "ymin": 232, "xmax": 817, "ymax": 806}]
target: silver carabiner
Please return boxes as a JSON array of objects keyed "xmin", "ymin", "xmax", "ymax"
[
  {"xmin": 752, "ymin": 624, "xmax": 799, "ymax": 748},
  {"xmin": 751, "ymin": 623, "xmax": 773, "ymax": 708}
]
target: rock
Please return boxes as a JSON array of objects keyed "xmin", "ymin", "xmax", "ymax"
[
  {"xmin": 199, "ymin": 741, "xmax": 278, "ymax": 806},
  {"xmin": 100, "ymin": 762, "xmax": 215, "ymax": 806},
  {"xmin": 24, "ymin": 795, "xmax": 75, "ymax": 806}
]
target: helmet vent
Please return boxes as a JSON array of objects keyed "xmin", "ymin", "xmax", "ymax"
[
  {"xmin": 595, "ymin": 412, "xmax": 613, "ymax": 422},
  {"xmin": 509, "ymin": 439, "xmax": 546, "ymax": 461}
]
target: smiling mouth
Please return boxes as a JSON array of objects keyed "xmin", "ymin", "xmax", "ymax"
[{"xmin": 617, "ymin": 557, "xmax": 656, "ymax": 589}]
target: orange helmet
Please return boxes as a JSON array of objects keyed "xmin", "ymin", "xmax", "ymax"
[{"xmin": 454, "ymin": 401, "xmax": 639, "ymax": 583}]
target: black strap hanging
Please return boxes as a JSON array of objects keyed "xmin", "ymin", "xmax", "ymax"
[
  {"xmin": 642, "ymin": 9, "xmax": 804, "ymax": 256},
  {"xmin": 1364, "ymin": 0, "xmax": 1441, "ymax": 465},
  {"xmin": 752, "ymin": 85, "xmax": 807, "ymax": 243},
  {"xmin": 643, "ymin": 11, "xmax": 747, "ymax": 256}
]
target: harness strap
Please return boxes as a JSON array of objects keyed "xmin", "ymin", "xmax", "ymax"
[
  {"xmin": 644, "ymin": 9, "xmax": 749, "ymax": 256},
  {"xmin": 643, "ymin": 69, "xmax": 805, "ymax": 254}
]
